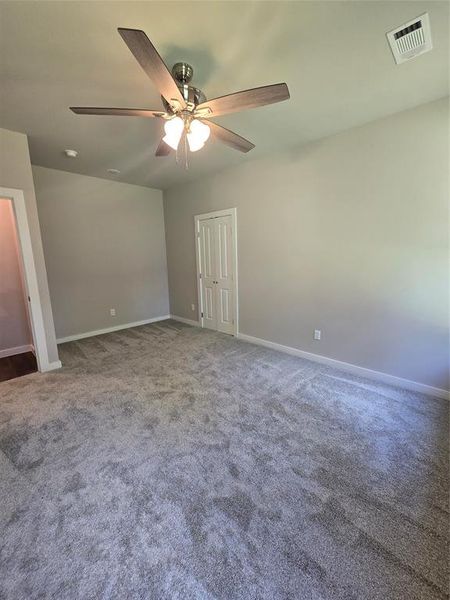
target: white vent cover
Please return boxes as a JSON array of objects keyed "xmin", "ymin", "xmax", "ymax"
[{"xmin": 387, "ymin": 13, "xmax": 432, "ymax": 64}]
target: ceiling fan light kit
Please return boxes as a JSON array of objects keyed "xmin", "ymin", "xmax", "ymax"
[
  {"xmin": 163, "ymin": 116, "xmax": 184, "ymax": 150},
  {"xmin": 70, "ymin": 27, "xmax": 290, "ymax": 165},
  {"xmin": 187, "ymin": 119, "xmax": 210, "ymax": 152},
  {"xmin": 162, "ymin": 114, "xmax": 210, "ymax": 152}
]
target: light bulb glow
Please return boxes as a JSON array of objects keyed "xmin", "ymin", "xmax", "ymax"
[
  {"xmin": 187, "ymin": 119, "xmax": 210, "ymax": 152},
  {"xmin": 186, "ymin": 134, "xmax": 204, "ymax": 152},
  {"xmin": 190, "ymin": 119, "xmax": 210, "ymax": 142},
  {"xmin": 163, "ymin": 116, "xmax": 184, "ymax": 150}
]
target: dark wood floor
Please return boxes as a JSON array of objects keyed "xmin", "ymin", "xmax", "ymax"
[{"xmin": 0, "ymin": 352, "xmax": 37, "ymax": 382}]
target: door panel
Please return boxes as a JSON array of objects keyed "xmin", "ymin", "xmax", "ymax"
[
  {"xmin": 199, "ymin": 219, "xmax": 217, "ymax": 330},
  {"xmin": 205, "ymin": 286, "xmax": 214, "ymax": 320},
  {"xmin": 220, "ymin": 288, "xmax": 232, "ymax": 324},
  {"xmin": 215, "ymin": 216, "xmax": 234, "ymax": 334},
  {"xmin": 218, "ymin": 219, "xmax": 230, "ymax": 279},
  {"xmin": 202, "ymin": 223, "xmax": 214, "ymax": 279}
]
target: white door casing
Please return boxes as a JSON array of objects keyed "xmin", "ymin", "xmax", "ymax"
[
  {"xmin": 195, "ymin": 208, "xmax": 238, "ymax": 336},
  {"xmin": 0, "ymin": 186, "xmax": 61, "ymax": 372}
]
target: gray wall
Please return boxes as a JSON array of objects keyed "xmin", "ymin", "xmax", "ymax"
[
  {"xmin": 0, "ymin": 198, "xmax": 32, "ymax": 352},
  {"xmin": 33, "ymin": 166, "xmax": 169, "ymax": 339},
  {"xmin": 0, "ymin": 127, "xmax": 59, "ymax": 364},
  {"xmin": 164, "ymin": 98, "xmax": 449, "ymax": 391}
]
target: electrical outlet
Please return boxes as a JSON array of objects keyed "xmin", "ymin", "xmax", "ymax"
[
  {"xmin": 314, "ymin": 329, "xmax": 321, "ymax": 341},
  {"xmin": 191, "ymin": 304, "xmax": 195, "ymax": 312},
  {"xmin": 110, "ymin": 308, "xmax": 116, "ymax": 317}
]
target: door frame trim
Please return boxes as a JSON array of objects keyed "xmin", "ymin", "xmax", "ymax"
[
  {"xmin": 194, "ymin": 208, "xmax": 238, "ymax": 336},
  {"xmin": 0, "ymin": 186, "xmax": 54, "ymax": 372}
]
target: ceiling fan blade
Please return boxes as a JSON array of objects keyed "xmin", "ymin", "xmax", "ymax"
[
  {"xmin": 155, "ymin": 139, "xmax": 172, "ymax": 156},
  {"xmin": 204, "ymin": 120, "xmax": 255, "ymax": 153},
  {"xmin": 196, "ymin": 83, "xmax": 290, "ymax": 117},
  {"xmin": 70, "ymin": 107, "xmax": 166, "ymax": 118},
  {"xmin": 118, "ymin": 28, "xmax": 186, "ymax": 111}
]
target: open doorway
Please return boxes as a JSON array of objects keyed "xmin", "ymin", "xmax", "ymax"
[
  {"xmin": 0, "ymin": 197, "xmax": 37, "ymax": 381},
  {"xmin": 0, "ymin": 186, "xmax": 57, "ymax": 379}
]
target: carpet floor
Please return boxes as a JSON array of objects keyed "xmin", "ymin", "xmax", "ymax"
[{"xmin": 0, "ymin": 320, "xmax": 448, "ymax": 600}]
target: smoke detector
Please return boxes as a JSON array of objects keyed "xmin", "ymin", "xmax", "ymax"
[
  {"xmin": 64, "ymin": 149, "xmax": 78, "ymax": 158},
  {"xmin": 387, "ymin": 13, "xmax": 432, "ymax": 65}
]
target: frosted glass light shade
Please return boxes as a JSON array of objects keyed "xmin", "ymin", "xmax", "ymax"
[
  {"xmin": 187, "ymin": 119, "xmax": 210, "ymax": 152},
  {"xmin": 163, "ymin": 117, "xmax": 184, "ymax": 150},
  {"xmin": 186, "ymin": 135, "xmax": 204, "ymax": 152}
]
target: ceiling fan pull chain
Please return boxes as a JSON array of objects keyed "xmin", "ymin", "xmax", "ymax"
[{"xmin": 175, "ymin": 139, "xmax": 180, "ymax": 165}]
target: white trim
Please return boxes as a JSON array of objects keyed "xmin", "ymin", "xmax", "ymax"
[
  {"xmin": 194, "ymin": 207, "xmax": 238, "ymax": 337},
  {"xmin": 0, "ymin": 344, "xmax": 34, "ymax": 359},
  {"xmin": 194, "ymin": 208, "xmax": 237, "ymax": 220},
  {"xmin": 0, "ymin": 187, "xmax": 57, "ymax": 373},
  {"xmin": 170, "ymin": 314, "xmax": 200, "ymax": 327},
  {"xmin": 237, "ymin": 332, "xmax": 449, "ymax": 400},
  {"xmin": 56, "ymin": 315, "xmax": 171, "ymax": 343},
  {"xmin": 41, "ymin": 360, "xmax": 62, "ymax": 372},
  {"xmin": 195, "ymin": 219, "xmax": 203, "ymax": 330}
]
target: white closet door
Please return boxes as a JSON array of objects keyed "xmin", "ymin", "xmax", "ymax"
[
  {"xmin": 196, "ymin": 210, "xmax": 237, "ymax": 335},
  {"xmin": 214, "ymin": 215, "xmax": 234, "ymax": 334},
  {"xmin": 198, "ymin": 218, "xmax": 217, "ymax": 330}
]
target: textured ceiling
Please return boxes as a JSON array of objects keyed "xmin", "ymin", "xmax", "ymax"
[{"xmin": 0, "ymin": 1, "xmax": 448, "ymax": 190}]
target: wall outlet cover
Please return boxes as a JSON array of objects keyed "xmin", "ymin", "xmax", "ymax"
[
  {"xmin": 110, "ymin": 308, "xmax": 116, "ymax": 316},
  {"xmin": 314, "ymin": 329, "xmax": 321, "ymax": 341}
]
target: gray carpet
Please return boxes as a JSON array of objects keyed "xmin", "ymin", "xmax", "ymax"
[{"xmin": 0, "ymin": 320, "xmax": 448, "ymax": 600}]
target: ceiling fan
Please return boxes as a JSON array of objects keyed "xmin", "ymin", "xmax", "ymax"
[{"xmin": 70, "ymin": 28, "xmax": 290, "ymax": 158}]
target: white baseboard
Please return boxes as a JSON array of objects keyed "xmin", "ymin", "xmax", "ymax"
[
  {"xmin": 41, "ymin": 360, "xmax": 62, "ymax": 372},
  {"xmin": 237, "ymin": 332, "xmax": 449, "ymax": 400},
  {"xmin": 0, "ymin": 344, "xmax": 34, "ymax": 359},
  {"xmin": 170, "ymin": 314, "xmax": 200, "ymax": 327},
  {"xmin": 53, "ymin": 313, "xmax": 448, "ymax": 400},
  {"xmin": 56, "ymin": 315, "xmax": 171, "ymax": 344}
]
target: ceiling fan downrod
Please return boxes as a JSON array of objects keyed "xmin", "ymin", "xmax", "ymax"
[{"xmin": 161, "ymin": 62, "xmax": 207, "ymax": 112}]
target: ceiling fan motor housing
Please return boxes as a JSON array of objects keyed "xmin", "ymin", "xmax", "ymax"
[
  {"xmin": 172, "ymin": 62, "xmax": 193, "ymax": 84},
  {"xmin": 162, "ymin": 62, "xmax": 207, "ymax": 112}
]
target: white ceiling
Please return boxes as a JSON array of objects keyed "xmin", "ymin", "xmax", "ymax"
[{"xmin": 0, "ymin": 1, "xmax": 448, "ymax": 190}]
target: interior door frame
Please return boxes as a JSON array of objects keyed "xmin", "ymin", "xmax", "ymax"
[
  {"xmin": 0, "ymin": 186, "xmax": 52, "ymax": 372},
  {"xmin": 194, "ymin": 208, "xmax": 238, "ymax": 337}
]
